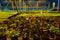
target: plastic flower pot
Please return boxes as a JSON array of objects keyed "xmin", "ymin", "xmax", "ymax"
[
  {"xmin": 42, "ymin": 37, "xmax": 49, "ymax": 40},
  {"xmin": 56, "ymin": 36, "xmax": 60, "ymax": 40},
  {"xmin": 23, "ymin": 37, "xmax": 29, "ymax": 40},
  {"xmin": 0, "ymin": 35, "xmax": 6, "ymax": 40},
  {"xmin": 55, "ymin": 33, "xmax": 60, "ymax": 40}
]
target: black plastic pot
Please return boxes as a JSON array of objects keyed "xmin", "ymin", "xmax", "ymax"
[
  {"xmin": 11, "ymin": 36, "xmax": 18, "ymax": 40},
  {"xmin": 42, "ymin": 37, "xmax": 49, "ymax": 40},
  {"xmin": 0, "ymin": 36, "xmax": 6, "ymax": 40},
  {"xmin": 23, "ymin": 37, "xmax": 29, "ymax": 40},
  {"xmin": 56, "ymin": 34, "xmax": 60, "ymax": 40},
  {"xmin": 56, "ymin": 37, "xmax": 60, "ymax": 40}
]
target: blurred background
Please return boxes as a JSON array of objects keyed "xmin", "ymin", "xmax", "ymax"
[{"xmin": 0, "ymin": 0, "xmax": 60, "ymax": 11}]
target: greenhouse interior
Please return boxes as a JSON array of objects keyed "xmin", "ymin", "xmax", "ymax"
[{"xmin": 0, "ymin": 0, "xmax": 60, "ymax": 40}]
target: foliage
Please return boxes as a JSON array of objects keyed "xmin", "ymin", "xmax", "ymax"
[{"xmin": 0, "ymin": 16, "xmax": 60, "ymax": 38}]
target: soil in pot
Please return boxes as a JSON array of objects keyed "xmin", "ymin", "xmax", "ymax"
[
  {"xmin": 33, "ymin": 38, "xmax": 40, "ymax": 40},
  {"xmin": 11, "ymin": 36, "xmax": 18, "ymax": 40}
]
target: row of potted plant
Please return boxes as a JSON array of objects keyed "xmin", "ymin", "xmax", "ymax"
[{"xmin": 0, "ymin": 16, "xmax": 60, "ymax": 40}]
